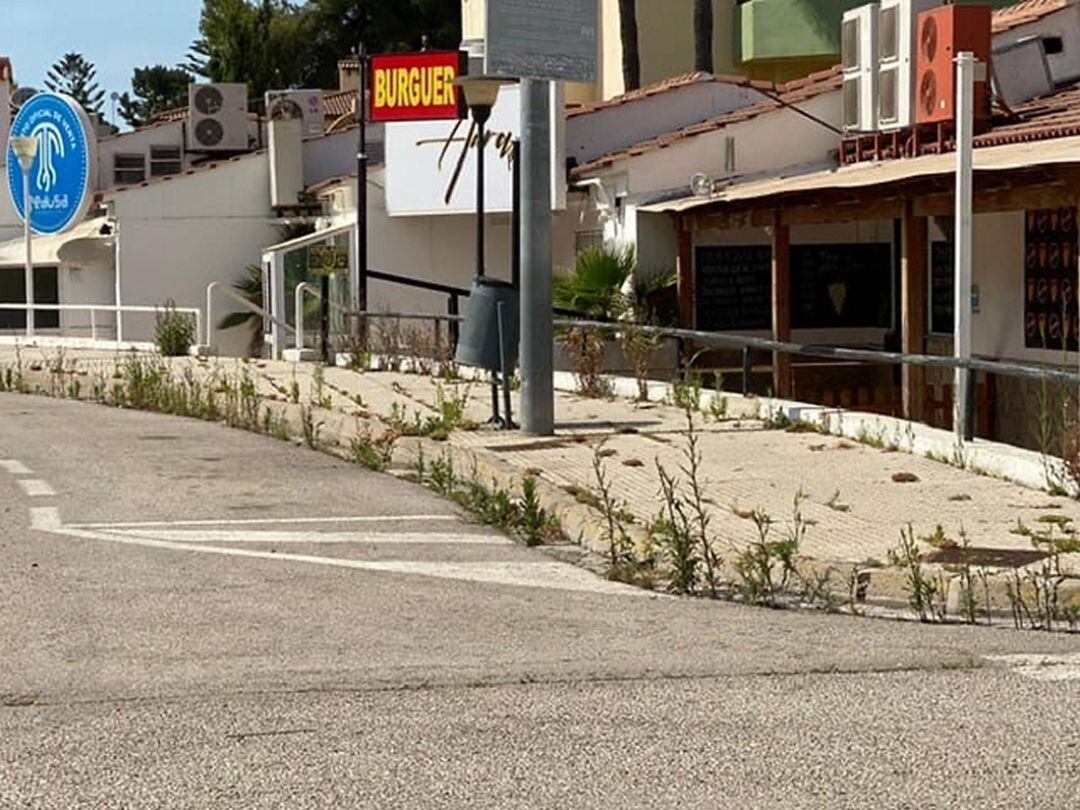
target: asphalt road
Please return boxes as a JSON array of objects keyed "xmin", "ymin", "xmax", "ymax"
[{"xmin": 2, "ymin": 394, "xmax": 1079, "ymax": 808}]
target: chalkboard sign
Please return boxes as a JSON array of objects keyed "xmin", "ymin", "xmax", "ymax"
[
  {"xmin": 694, "ymin": 245, "xmax": 772, "ymax": 331},
  {"xmin": 790, "ymin": 243, "xmax": 892, "ymax": 329},
  {"xmin": 1024, "ymin": 207, "xmax": 1078, "ymax": 351},
  {"xmin": 931, "ymin": 241, "xmax": 954, "ymax": 335}
]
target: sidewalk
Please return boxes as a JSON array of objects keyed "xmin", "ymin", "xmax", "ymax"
[{"xmin": 3, "ymin": 345, "xmax": 1078, "ymax": 576}]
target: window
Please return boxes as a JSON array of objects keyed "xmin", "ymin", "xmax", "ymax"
[
  {"xmin": 1043, "ymin": 36, "xmax": 1064, "ymax": 55},
  {"xmin": 113, "ymin": 153, "xmax": 146, "ymax": 185},
  {"xmin": 0, "ymin": 267, "xmax": 59, "ymax": 330},
  {"xmin": 150, "ymin": 145, "xmax": 182, "ymax": 177}
]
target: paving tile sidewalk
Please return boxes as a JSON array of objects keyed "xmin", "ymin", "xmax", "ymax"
[{"xmin": 3, "ymin": 346, "xmax": 1078, "ymax": 571}]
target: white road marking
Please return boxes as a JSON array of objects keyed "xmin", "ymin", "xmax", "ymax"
[
  {"xmin": 67, "ymin": 514, "xmax": 459, "ymax": 530},
  {"xmin": 0, "ymin": 460, "xmax": 32, "ymax": 475},
  {"xmin": 41, "ymin": 521, "xmax": 648, "ymax": 597},
  {"xmin": 17, "ymin": 479, "xmax": 55, "ymax": 497},
  {"xmin": 98, "ymin": 528, "xmax": 511, "ymax": 546},
  {"xmin": 985, "ymin": 653, "xmax": 1080, "ymax": 682},
  {"xmin": 29, "ymin": 506, "xmax": 61, "ymax": 531}
]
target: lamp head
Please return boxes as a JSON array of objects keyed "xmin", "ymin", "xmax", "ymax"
[
  {"xmin": 455, "ymin": 76, "xmax": 514, "ymax": 124},
  {"xmin": 10, "ymin": 136, "xmax": 37, "ymax": 171}
]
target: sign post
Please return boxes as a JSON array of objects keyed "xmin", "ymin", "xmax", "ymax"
[{"xmin": 486, "ymin": 0, "xmax": 597, "ymax": 436}]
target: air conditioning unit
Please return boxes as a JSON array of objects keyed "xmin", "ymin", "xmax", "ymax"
[
  {"xmin": 841, "ymin": 3, "xmax": 880, "ymax": 134},
  {"xmin": 993, "ymin": 37, "xmax": 1053, "ymax": 108},
  {"xmin": 877, "ymin": 0, "xmax": 939, "ymax": 131},
  {"xmin": 915, "ymin": 4, "xmax": 991, "ymax": 126},
  {"xmin": 265, "ymin": 89, "xmax": 325, "ymax": 139},
  {"xmin": 187, "ymin": 83, "xmax": 249, "ymax": 152}
]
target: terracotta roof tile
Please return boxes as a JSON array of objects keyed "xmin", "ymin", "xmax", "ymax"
[
  {"xmin": 324, "ymin": 88, "xmax": 357, "ymax": 118},
  {"xmin": 992, "ymin": 0, "xmax": 1073, "ymax": 33},
  {"xmin": 566, "ymin": 71, "xmax": 775, "ymax": 118},
  {"xmin": 571, "ymin": 66, "xmax": 842, "ymax": 177},
  {"xmin": 978, "ymin": 79, "xmax": 1080, "ymax": 146}
]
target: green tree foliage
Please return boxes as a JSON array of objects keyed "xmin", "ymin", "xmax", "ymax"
[
  {"xmin": 44, "ymin": 53, "xmax": 105, "ymax": 112},
  {"xmin": 185, "ymin": 1, "xmax": 461, "ymax": 98},
  {"xmin": 118, "ymin": 66, "xmax": 195, "ymax": 128},
  {"xmin": 185, "ymin": 0, "xmax": 313, "ymax": 102}
]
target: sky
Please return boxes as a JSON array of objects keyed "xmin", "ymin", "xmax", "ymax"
[{"xmin": 5, "ymin": 0, "xmax": 203, "ymax": 124}]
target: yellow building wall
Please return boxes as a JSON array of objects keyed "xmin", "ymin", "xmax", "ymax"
[{"xmin": 461, "ymin": 0, "xmax": 741, "ymax": 104}]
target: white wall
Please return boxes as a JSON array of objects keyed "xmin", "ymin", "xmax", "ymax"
[
  {"xmin": 567, "ymin": 82, "xmax": 769, "ymax": 165},
  {"xmin": 319, "ymin": 171, "xmax": 586, "ymax": 321},
  {"xmin": 106, "ymin": 153, "xmax": 278, "ymax": 356},
  {"xmin": 623, "ymin": 92, "xmax": 841, "ymax": 196},
  {"xmin": 302, "ymin": 124, "xmax": 384, "ymax": 188}
]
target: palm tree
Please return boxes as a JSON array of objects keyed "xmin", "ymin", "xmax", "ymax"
[
  {"xmin": 618, "ymin": 0, "xmax": 641, "ymax": 91},
  {"xmin": 217, "ymin": 265, "xmax": 266, "ymax": 357},
  {"xmin": 694, "ymin": 0, "xmax": 714, "ymax": 73}
]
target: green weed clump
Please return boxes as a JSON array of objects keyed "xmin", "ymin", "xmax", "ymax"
[{"xmin": 155, "ymin": 300, "xmax": 197, "ymax": 357}]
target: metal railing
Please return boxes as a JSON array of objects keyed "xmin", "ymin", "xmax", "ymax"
[
  {"xmin": 205, "ymin": 281, "xmax": 295, "ymax": 350},
  {"xmin": 0, "ymin": 303, "xmax": 202, "ymax": 347},
  {"xmin": 324, "ymin": 306, "xmax": 1080, "ymax": 442}
]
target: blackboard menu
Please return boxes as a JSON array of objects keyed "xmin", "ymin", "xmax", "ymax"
[
  {"xmin": 931, "ymin": 241, "xmax": 954, "ymax": 335},
  {"xmin": 1024, "ymin": 207, "xmax": 1078, "ymax": 351},
  {"xmin": 790, "ymin": 243, "xmax": 892, "ymax": 329},
  {"xmin": 695, "ymin": 245, "xmax": 772, "ymax": 330}
]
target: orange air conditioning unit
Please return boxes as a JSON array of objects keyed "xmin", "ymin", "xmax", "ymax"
[{"xmin": 915, "ymin": 4, "xmax": 992, "ymax": 127}]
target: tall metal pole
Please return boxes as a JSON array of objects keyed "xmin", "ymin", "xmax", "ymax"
[
  {"xmin": 22, "ymin": 167, "xmax": 33, "ymax": 337},
  {"xmin": 356, "ymin": 43, "xmax": 368, "ymax": 325},
  {"xmin": 954, "ymin": 51, "xmax": 975, "ymax": 443},
  {"xmin": 519, "ymin": 79, "xmax": 554, "ymax": 435}
]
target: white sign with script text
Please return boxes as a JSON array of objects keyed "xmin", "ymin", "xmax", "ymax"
[{"xmin": 384, "ymin": 83, "xmax": 565, "ymax": 217}]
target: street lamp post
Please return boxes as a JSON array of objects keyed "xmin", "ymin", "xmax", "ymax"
[
  {"xmin": 456, "ymin": 78, "xmax": 506, "ymax": 279},
  {"xmin": 10, "ymin": 136, "xmax": 37, "ymax": 337}
]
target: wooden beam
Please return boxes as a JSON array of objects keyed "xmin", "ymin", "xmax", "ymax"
[
  {"xmin": 676, "ymin": 216, "xmax": 694, "ymax": 328},
  {"xmin": 771, "ymin": 210, "xmax": 792, "ymax": 398},
  {"xmin": 901, "ymin": 200, "xmax": 928, "ymax": 422}
]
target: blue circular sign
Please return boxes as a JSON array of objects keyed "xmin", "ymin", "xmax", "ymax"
[{"xmin": 6, "ymin": 92, "xmax": 96, "ymax": 235}]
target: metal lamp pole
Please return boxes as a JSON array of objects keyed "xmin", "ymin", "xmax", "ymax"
[
  {"xmin": 457, "ymin": 78, "xmax": 505, "ymax": 279},
  {"xmin": 10, "ymin": 136, "xmax": 38, "ymax": 337}
]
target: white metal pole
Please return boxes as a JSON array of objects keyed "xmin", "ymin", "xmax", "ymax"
[
  {"xmin": 114, "ymin": 223, "xmax": 123, "ymax": 343},
  {"xmin": 954, "ymin": 52, "xmax": 975, "ymax": 444},
  {"xmin": 22, "ymin": 168, "xmax": 34, "ymax": 337}
]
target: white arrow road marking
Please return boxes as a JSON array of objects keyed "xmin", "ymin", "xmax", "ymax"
[
  {"xmin": 35, "ymin": 517, "xmax": 650, "ymax": 597},
  {"xmin": 18, "ymin": 479, "xmax": 55, "ymax": 497},
  {"xmin": 97, "ymin": 528, "xmax": 511, "ymax": 546},
  {"xmin": 67, "ymin": 514, "xmax": 459, "ymax": 530},
  {"xmin": 985, "ymin": 653, "xmax": 1080, "ymax": 682},
  {"xmin": 0, "ymin": 460, "xmax": 32, "ymax": 475}
]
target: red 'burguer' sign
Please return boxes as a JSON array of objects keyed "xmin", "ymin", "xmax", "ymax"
[{"xmin": 369, "ymin": 51, "xmax": 467, "ymax": 122}]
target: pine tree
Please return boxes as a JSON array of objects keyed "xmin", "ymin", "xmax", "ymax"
[{"xmin": 44, "ymin": 52, "xmax": 106, "ymax": 112}]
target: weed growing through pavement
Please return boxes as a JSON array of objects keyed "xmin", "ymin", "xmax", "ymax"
[
  {"xmin": 591, "ymin": 441, "xmax": 635, "ymax": 571},
  {"xmin": 299, "ymin": 405, "xmax": 323, "ymax": 450},
  {"xmin": 348, "ymin": 424, "xmax": 399, "ymax": 472},
  {"xmin": 888, "ymin": 524, "xmax": 946, "ymax": 623}
]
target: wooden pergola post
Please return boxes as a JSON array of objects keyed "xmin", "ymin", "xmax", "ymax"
[
  {"xmin": 771, "ymin": 209, "xmax": 792, "ymax": 398},
  {"xmin": 901, "ymin": 199, "xmax": 928, "ymax": 421}
]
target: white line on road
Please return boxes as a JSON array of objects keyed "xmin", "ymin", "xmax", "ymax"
[
  {"xmin": 0, "ymin": 460, "xmax": 32, "ymax": 475},
  {"xmin": 985, "ymin": 653, "xmax": 1080, "ymax": 682},
  {"xmin": 45, "ymin": 522, "xmax": 649, "ymax": 597},
  {"xmin": 98, "ymin": 528, "xmax": 511, "ymax": 546},
  {"xmin": 17, "ymin": 479, "xmax": 55, "ymax": 497},
  {"xmin": 67, "ymin": 514, "xmax": 460, "ymax": 530},
  {"xmin": 30, "ymin": 506, "xmax": 61, "ymax": 531}
]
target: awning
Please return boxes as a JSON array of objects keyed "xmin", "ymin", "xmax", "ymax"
[
  {"xmin": 261, "ymin": 221, "xmax": 352, "ymax": 257},
  {"xmin": 0, "ymin": 217, "xmax": 115, "ymax": 270},
  {"xmin": 640, "ymin": 134, "xmax": 1080, "ymax": 214}
]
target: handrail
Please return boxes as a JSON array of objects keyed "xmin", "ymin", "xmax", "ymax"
[
  {"xmin": 0, "ymin": 303, "xmax": 201, "ymax": 348},
  {"xmin": 366, "ymin": 269, "xmax": 471, "ymax": 298},
  {"xmin": 205, "ymin": 281, "xmax": 296, "ymax": 349}
]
